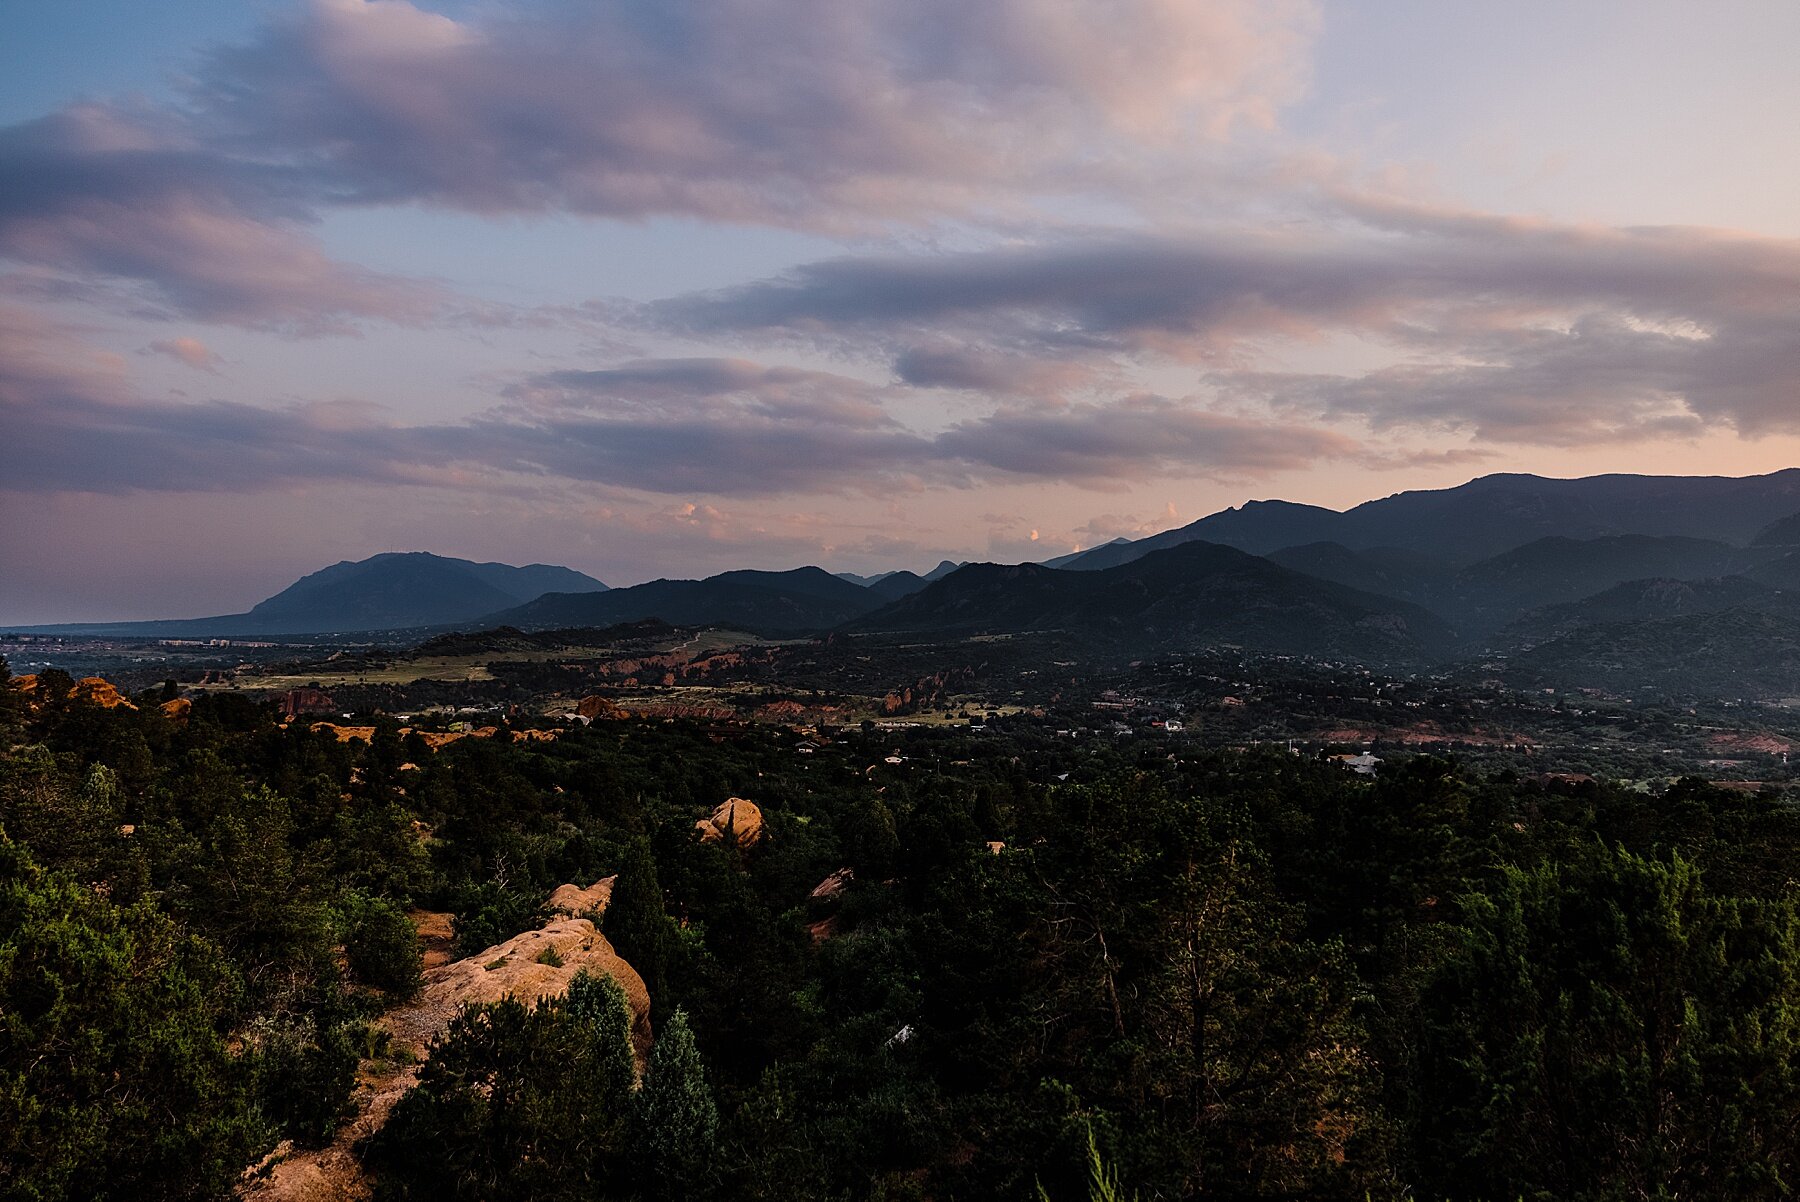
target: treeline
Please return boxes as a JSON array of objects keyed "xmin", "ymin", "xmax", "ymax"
[{"xmin": 4, "ymin": 657, "xmax": 1800, "ymax": 1199}]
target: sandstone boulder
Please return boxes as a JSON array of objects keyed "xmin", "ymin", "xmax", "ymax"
[
  {"xmin": 240, "ymin": 881, "xmax": 651, "ymax": 1202},
  {"xmin": 809, "ymin": 866, "xmax": 854, "ymax": 903},
  {"xmin": 695, "ymin": 796, "xmax": 763, "ymax": 847},
  {"xmin": 578, "ymin": 694, "xmax": 627, "ymax": 721},
  {"xmin": 73, "ymin": 677, "xmax": 136, "ymax": 709},
  {"xmin": 546, "ymin": 875, "xmax": 616, "ymax": 918},
  {"xmin": 383, "ymin": 917, "xmax": 652, "ymax": 1066}
]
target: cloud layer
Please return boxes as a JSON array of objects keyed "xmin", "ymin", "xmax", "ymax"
[{"xmin": 655, "ymin": 210, "xmax": 1800, "ymax": 444}]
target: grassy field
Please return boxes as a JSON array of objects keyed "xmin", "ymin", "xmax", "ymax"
[{"xmin": 204, "ymin": 628, "xmax": 769, "ymax": 691}]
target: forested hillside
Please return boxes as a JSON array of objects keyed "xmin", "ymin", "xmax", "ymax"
[{"xmin": 5, "ymin": 660, "xmax": 1800, "ymax": 1200}]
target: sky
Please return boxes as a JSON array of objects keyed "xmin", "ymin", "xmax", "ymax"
[{"xmin": 3, "ymin": 1, "xmax": 1800, "ymax": 623}]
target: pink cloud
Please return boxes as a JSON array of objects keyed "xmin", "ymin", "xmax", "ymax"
[{"xmin": 146, "ymin": 337, "xmax": 223, "ymax": 371}]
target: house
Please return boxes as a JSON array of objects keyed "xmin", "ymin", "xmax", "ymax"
[{"xmin": 1332, "ymin": 752, "xmax": 1382, "ymax": 775}]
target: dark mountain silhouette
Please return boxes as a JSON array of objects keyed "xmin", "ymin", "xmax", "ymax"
[
  {"xmin": 10, "ymin": 552, "xmax": 608, "ymax": 637},
  {"xmin": 1509, "ymin": 609, "xmax": 1800, "ymax": 699},
  {"xmin": 1264, "ymin": 543, "xmax": 1455, "ymax": 610},
  {"xmin": 864, "ymin": 571, "xmax": 931, "ymax": 602},
  {"xmin": 1056, "ymin": 470, "xmax": 1800, "ymax": 571},
  {"xmin": 922, "ymin": 560, "xmax": 968, "ymax": 581},
  {"xmin": 1752, "ymin": 511, "xmax": 1800, "ymax": 546},
  {"xmin": 1039, "ymin": 538, "xmax": 1129, "ymax": 569},
  {"xmin": 481, "ymin": 566, "xmax": 882, "ymax": 636},
  {"xmin": 1257, "ymin": 535, "xmax": 1782, "ymax": 637},
  {"xmin": 1444, "ymin": 535, "xmax": 1780, "ymax": 632},
  {"xmin": 242, "ymin": 553, "xmax": 606, "ymax": 632},
  {"xmin": 848, "ymin": 540, "xmax": 1457, "ymax": 663},
  {"xmin": 1496, "ymin": 576, "xmax": 1800, "ymax": 648}
]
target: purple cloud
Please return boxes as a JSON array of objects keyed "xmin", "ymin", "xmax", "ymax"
[
  {"xmin": 0, "ymin": 107, "xmax": 447, "ymax": 332},
  {"xmin": 651, "ymin": 213, "xmax": 1800, "ymax": 443},
  {"xmin": 193, "ymin": 0, "xmax": 1312, "ymax": 224},
  {"xmin": 0, "ymin": 308, "xmax": 1363, "ymax": 498}
]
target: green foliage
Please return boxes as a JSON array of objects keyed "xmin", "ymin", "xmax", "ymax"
[
  {"xmin": 249, "ymin": 1004, "xmax": 361, "ymax": 1147},
  {"xmin": 11, "ymin": 679, "xmax": 1800, "ymax": 1200},
  {"xmin": 604, "ymin": 832, "xmax": 679, "ymax": 1010},
  {"xmin": 448, "ymin": 879, "xmax": 540, "ymax": 956},
  {"xmin": 1039, "ymin": 1127, "xmax": 1135, "ymax": 1202},
  {"xmin": 371, "ymin": 970, "xmax": 639, "ymax": 1202},
  {"xmin": 633, "ymin": 1008, "xmax": 719, "ymax": 1201},
  {"xmin": 343, "ymin": 893, "xmax": 424, "ymax": 999},
  {"xmin": 1416, "ymin": 844, "xmax": 1800, "ymax": 1200},
  {"xmin": 0, "ymin": 838, "xmax": 267, "ymax": 1200}
]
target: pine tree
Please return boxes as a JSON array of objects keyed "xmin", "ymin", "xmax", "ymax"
[
  {"xmin": 604, "ymin": 833, "xmax": 676, "ymax": 1006},
  {"xmin": 633, "ymin": 1008, "xmax": 718, "ymax": 1201},
  {"xmin": 565, "ymin": 968, "xmax": 638, "ymax": 1146},
  {"xmin": 1416, "ymin": 844, "xmax": 1800, "ymax": 1199}
]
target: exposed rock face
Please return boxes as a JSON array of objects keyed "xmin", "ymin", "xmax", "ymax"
[
  {"xmin": 578, "ymin": 694, "xmax": 628, "ymax": 721},
  {"xmin": 809, "ymin": 867, "xmax": 854, "ymax": 903},
  {"xmin": 695, "ymin": 796, "xmax": 763, "ymax": 847},
  {"xmin": 74, "ymin": 677, "xmax": 136, "ymax": 709},
  {"xmin": 240, "ymin": 880, "xmax": 648, "ymax": 1202},
  {"xmin": 11, "ymin": 674, "xmax": 137, "ymax": 710},
  {"xmin": 546, "ymin": 875, "xmax": 616, "ymax": 917},
  {"xmin": 279, "ymin": 687, "xmax": 336, "ymax": 718},
  {"xmin": 384, "ymin": 917, "xmax": 652, "ymax": 1066},
  {"xmin": 311, "ymin": 723, "xmax": 377, "ymax": 743},
  {"xmin": 407, "ymin": 908, "xmax": 456, "ymax": 971}
]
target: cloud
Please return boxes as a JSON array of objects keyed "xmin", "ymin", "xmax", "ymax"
[
  {"xmin": 937, "ymin": 394, "xmax": 1358, "ymax": 483},
  {"xmin": 0, "ymin": 311, "xmax": 1363, "ymax": 498},
  {"xmin": 0, "ymin": 107, "xmax": 447, "ymax": 332},
  {"xmin": 146, "ymin": 337, "xmax": 224, "ymax": 371},
  {"xmin": 0, "ymin": 0, "xmax": 1323, "ymax": 333},
  {"xmin": 654, "ymin": 212, "xmax": 1800, "ymax": 444},
  {"xmin": 474, "ymin": 359, "xmax": 1362, "ymax": 493},
  {"xmin": 193, "ymin": 0, "xmax": 1315, "ymax": 225}
]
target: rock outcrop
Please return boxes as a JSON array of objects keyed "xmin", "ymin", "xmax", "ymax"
[
  {"xmin": 809, "ymin": 867, "xmax": 854, "ymax": 903},
  {"xmin": 11, "ymin": 674, "xmax": 137, "ymax": 710},
  {"xmin": 695, "ymin": 796, "xmax": 763, "ymax": 847},
  {"xmin": 546, "ymin": 874, "xmax": 616, "ymax": 918},
  {"xmin": 578, "ymin": 694, "xmax": 628, "ymax": 721},
  {"xmin": 383, "ymin": 917, "xmax": 652, "ymax": 1066},
  {"xmin": 241, "ymin": 879, "xmax": 647, "ymax": 1202}
]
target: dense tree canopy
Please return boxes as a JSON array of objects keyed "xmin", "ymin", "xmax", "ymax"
[{"xmin": 6, "ymin": 655, "xmax": 1800, "ymax": 1199}]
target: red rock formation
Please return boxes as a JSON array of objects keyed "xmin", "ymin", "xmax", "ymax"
[{"xmin": 695, "ymin": 796, "xmax": 763, "ymax": 847}]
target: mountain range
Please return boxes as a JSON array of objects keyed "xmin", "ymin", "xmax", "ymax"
[
  {"xmin": 1049, "ymin": 470, "xmax": 1800, "ymax": 568},
  {"xmin": 848, "ymin": 540, "xmax": 1458, "ymax": 663},
  {"xmin": 15, "ymin": 553, "xmax": 609, "ymax": 638},
  {"xmin": 16, "ymin": 470, "xmax": 1800, "ymax": 695}
]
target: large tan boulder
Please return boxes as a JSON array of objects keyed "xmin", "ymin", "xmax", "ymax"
[
  {"xmin": 240, "ymin": 882, "xmax": 652, "ymax": 1202},
  {"xmin": 546, "ymin": 874, "xmax": 616, "ymax": 917},
  {"xmin": 578, "ymin": 694, "xmax": 628, "ymax": 721},
  {"xmin": 695, "ymin": 796, "xmax": 763, "ymax": 847},
  {"xmin": 383, "ymin": 917, "xmax": 652, "ymax": 1066},
  {"xmin": 74, "ymin": 676, "xmax": 137, "ymax": 709}
]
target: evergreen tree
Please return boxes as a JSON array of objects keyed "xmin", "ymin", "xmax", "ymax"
[
  {"xmin": 0, "ymin": 656, "xmax": 22, "ymax": 741},
  {"xmin": 0, "ymin": 838, "xmax": 267, "ymax": 1200},
  {"xmin": 633, "ymin": 1008, "xmax": 719, "ymax": 1202},
  {"xmin": 565, "ymin": 969, "xmax": 639, "ymax": 1150},
  {"xmin": 604, "ymin": 833, "xmax": 677, "ymax": 1009},
  {"xmin": 371, "ymin": 972, "xmax": 640, "ymax": 1201},
  {"xmin": 1415, "ymin": 844, "xmax": 1800, "ymax": 1200}
]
